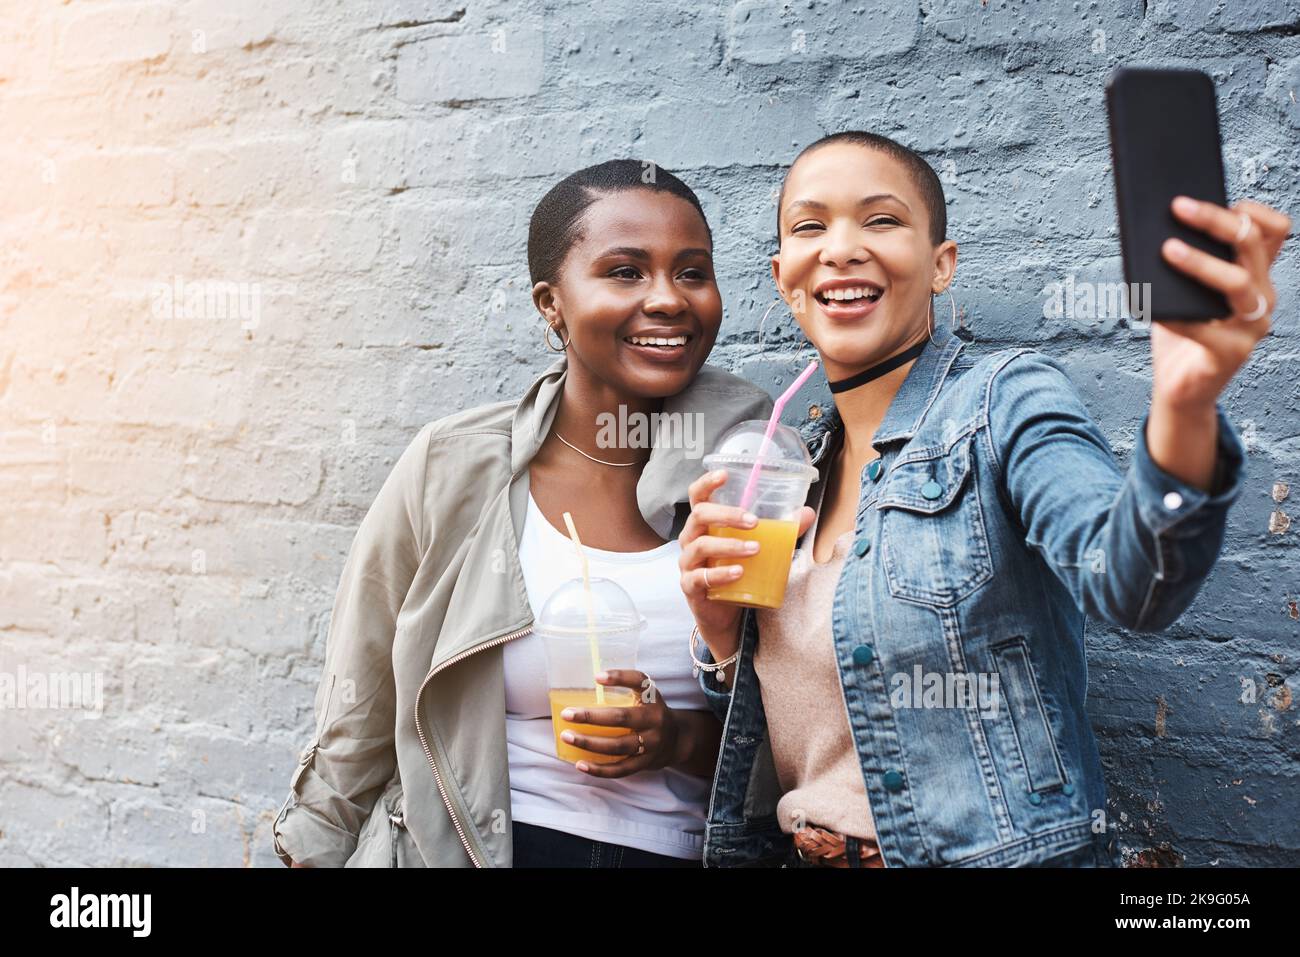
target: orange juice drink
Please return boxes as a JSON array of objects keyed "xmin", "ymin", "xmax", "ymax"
[
  {"xmin": 706, "ymin": 518, "xmax": 800, "ymax": 609},
  {"xmin": 536, "ymin": 576, "xmax": 645, "ymax": 764},
  {"xmin": 549, "ymin": 686, "xmax": 640, "ymax": 764},
  {"xmin": 702, "ymin": 419, "xmax": 818, "ymax": 611}
]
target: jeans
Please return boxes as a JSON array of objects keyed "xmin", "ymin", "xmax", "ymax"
[
  {"xmin": 1034, "ymin": 836, "xmax": 1119, "ymax": 868},
  {"xmin": 511, "ymin": 822, "xmax": 703, "ymax": 868}
]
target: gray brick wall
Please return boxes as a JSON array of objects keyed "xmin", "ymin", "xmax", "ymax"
[{"xmin": 0, "ymin": 0, "xmax": 1295, "ymax": 866}]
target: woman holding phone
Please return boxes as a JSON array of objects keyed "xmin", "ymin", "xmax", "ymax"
[
  {"xmin": 273, "ymin": 159, "xmax": 773, "ymax": 867},
  {"xmin": 680, "ymin": 131, "xmax": 1289, "ymax": 867}
]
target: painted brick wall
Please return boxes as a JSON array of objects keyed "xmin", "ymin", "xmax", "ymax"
[{"xmin": 0, "ymin": 0, "xmax": 1295, "ymax": 865}]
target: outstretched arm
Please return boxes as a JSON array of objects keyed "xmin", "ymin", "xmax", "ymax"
[{"xmin": 988, "ymin": 196, "xmax": 1288, "ymax": 633}]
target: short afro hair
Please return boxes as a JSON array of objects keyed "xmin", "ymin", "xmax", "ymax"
[{"xmin": 527, "ymin": 159, "xmax": 712, "ymax": 287}]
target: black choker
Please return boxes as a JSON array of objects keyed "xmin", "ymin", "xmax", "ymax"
[{"xmin": 827, "ymin": 340, "xmax": 928, "ymax": 394}]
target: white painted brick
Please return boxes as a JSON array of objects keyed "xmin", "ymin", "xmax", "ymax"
[
  {"xmin": 395, "ymin": 23, "xmax": 545, "ymax": 103},
  {"xmin": 56, "ymin": 4, "xmax": 176, "ymax": 68}
]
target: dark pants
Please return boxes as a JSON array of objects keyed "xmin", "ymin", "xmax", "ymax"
[
  {"xmin": 1033, "ymin": 836, "xmax": 1118, "ymax": 867},
  {"xmin": 511, "ymin": 821, "xmax": 702, "ymax": 868}
]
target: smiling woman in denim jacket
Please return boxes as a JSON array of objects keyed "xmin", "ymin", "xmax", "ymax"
[{"xmin": 679, "ymin": 132, "xmax": 1290, "ymax": 868}]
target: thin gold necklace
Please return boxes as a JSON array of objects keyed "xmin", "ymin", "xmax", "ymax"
[{"xmin": 553, "ymin": 431, "xmax": 646, "ymax": 468}]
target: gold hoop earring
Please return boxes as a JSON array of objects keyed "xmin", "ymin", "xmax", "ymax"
[{"xmin": 544, "ymin": 321, "xmax": 570, "ymax": 352}]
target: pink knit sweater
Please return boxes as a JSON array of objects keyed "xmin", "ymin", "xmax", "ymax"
[{"xmin": 752, "ymin": 508, "xmax": 878, "ymax": 840}]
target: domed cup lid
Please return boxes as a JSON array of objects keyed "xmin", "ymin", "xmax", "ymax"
[
  {"xmin": 535, "ymin": 577, "xmax": 646, "ymax": 638},
  {"xmin": 702, "ymin": 419, "xmax": 818, "ymax": 481}
]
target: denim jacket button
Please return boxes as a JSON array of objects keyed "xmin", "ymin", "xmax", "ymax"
[
  {"xmin": 852, "ymin": 644, "xmax": 874, "ymax": 666},
  {"xmin": 1163, "ymin": 491, "xmax": 1184, "ymax": 510},
  {"xmin": 921, "ymin": 480, "xmax": 943, "ymax": 500},
  {"xmin": 883, "ymin": 770, "xmax": 905, "ymax": 792},
  {"xmin": 867, "ymin": 458, "xmax": 884, "ymax": 482},
  {"xmin": 1028, "ymin": 792, "xmax": 1043, "ymax": 805},
  {"xmin": 1062, "ymin": 783, "xmax": 1075, "ymax": 796},
  {"xmin": 853, "ymin": 538, "xmax": 872, "ymax": 557}
]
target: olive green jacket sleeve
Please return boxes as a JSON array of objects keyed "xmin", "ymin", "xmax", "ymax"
[{"xmin": 272, "ymin": 423, "xmax": 433, "ymax": 867}]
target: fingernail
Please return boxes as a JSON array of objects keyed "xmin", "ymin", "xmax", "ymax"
[
  {"xmin": 576, "ymin": 761, "xmax": 590, "ymax": 772},
  {"xmin": 1164, "ymin": 239, "xmax": 1188, "ymax": 260},
  {"xmin": 730, "ymin": 565, "xmax": 744, "ymax": 577},
  {"xmin": 561, "ymin": 731, "xmax": 575, "ymax": 743},
  {"xmin": 595, "ymin": 671, "xmax": 609, "ymax": 682},
  {"xmin": 1173, "ymin": 196, "xmax": 1198, "ymax": 215},
  {"xmin": 744, "ymin": 541, "xmax": 760, "ymax": 553},
  {"xmin": 561, "ymin": 709, "xmax": 575, "ymax": 720},
  {"xmin": 742, "ymin": 512, "xmax": 758, "ymax": 525},
  {"xmin": 712, "ymin": 470, "xmax": 727, "ymax": 481}
]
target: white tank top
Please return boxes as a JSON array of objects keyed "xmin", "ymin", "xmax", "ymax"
[{"xmin": 504, "ymin": 492, "xmax": 709, "ymax": 860}]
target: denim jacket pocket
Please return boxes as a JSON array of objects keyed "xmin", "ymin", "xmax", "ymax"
[
  {"xmin": 875, "ymin": 434, "xmax": 994, "ymax": 606},
  {"xmin": 990, "ymin": 636, "xmax": 1067, "ymax": 794}
]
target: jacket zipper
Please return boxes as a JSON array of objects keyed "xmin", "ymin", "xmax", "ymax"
[{"xmin": 413, "ymin": 623, "xmax": 534, "ymax": 868}]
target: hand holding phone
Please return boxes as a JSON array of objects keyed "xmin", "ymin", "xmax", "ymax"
[
  {"xmin": 1104, "ymin": 66, "xmax": 1288, "ymax": 400},
  {"xmin": 1104, "ymin": 67, "xmax": 1290, "ymax": 494}
]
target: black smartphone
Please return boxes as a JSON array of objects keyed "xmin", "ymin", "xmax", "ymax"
[{"xmin": 1106, "ymin": 66, "xmax": 1232, "ymax": 322}]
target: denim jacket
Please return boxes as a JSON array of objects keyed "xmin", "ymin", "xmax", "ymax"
[{"xmin": 696, "ymin": 321, "xmax": 1247, "ymax": 867}]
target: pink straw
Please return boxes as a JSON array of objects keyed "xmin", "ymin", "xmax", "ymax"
[{"xmin": 738, "ymin": 359, "xmax": 820, "ymax": 512}]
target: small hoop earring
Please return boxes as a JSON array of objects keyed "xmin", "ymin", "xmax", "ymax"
[
  {"xmin": 759, "ymin": 295, "xmax": 818, "ymax": 368},
  {"xmin": 544, "ymin": 321, "xmax": 570, "ymax": 352}
]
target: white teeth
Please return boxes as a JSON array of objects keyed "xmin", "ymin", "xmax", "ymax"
[
  {"xmin": 821, "ymin": 286, "xmax": 881, "ymax": 302},
  {"xmin": 628, "ymin": 335, "xmax": 687, "ymax": 346}
]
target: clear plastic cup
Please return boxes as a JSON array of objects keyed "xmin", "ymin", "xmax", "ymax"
[
  {"xmin": 535, "ymin": 577, "xmax": 644, "ymax": 765},
  {"xmin": 702, "ymin": 420, "xmax": 819, "ymax": 610}
]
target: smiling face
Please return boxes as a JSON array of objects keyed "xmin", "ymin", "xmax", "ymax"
[
  {"xmin": 532, "ymin": 189, "xmax": 722, "ymax": 400},
  {"xmin": 772, "ymin": 142, "xmax": 957, "ymax": 380}
]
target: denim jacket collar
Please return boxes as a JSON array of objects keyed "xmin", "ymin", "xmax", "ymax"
[{"xmin": 801, "ymin": 322, "xmax": 967, "ymax": 467}]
